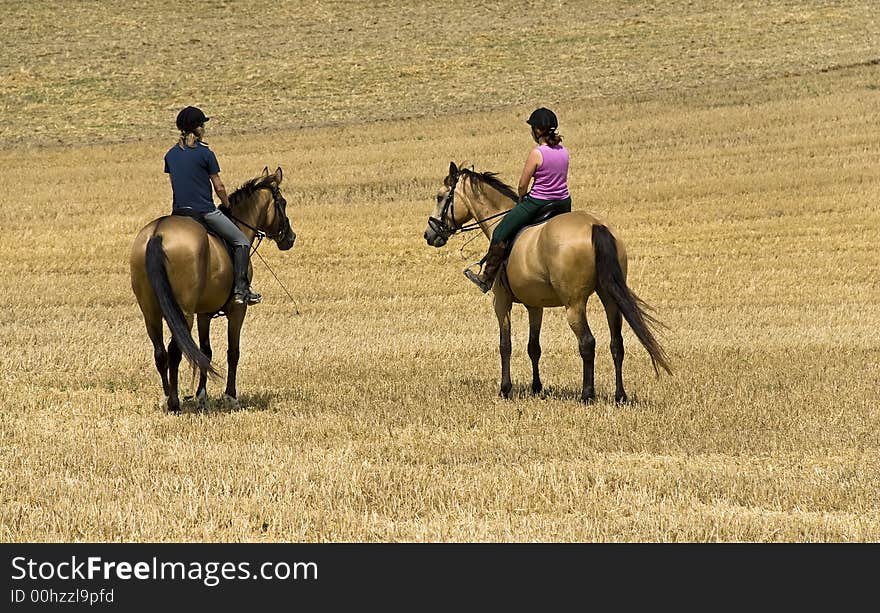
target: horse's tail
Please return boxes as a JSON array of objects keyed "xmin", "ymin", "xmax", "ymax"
[
  {"xmin": 592, "ymin": 224, "xmax": 672, "ymax": 376},
  {"xmin": 145, "ymin": 233, "xmax": 218, "ymax": 377}
]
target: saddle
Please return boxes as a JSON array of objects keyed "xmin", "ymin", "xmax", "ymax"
[
  {"xmin": 504, "ymin": 201, "xmax": 570, "ymax": 256},
  {"xmin": 171, "ymin": 208, "xmax": 235, "ymax": 256}
]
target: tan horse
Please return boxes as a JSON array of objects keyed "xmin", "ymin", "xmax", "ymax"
[
  {"xmin": 424, "ymin": 162, "xmax": 671, "ymax": 403},
  {"xmin": 130, "ymin": 167, "xmax": 296, "ymax": 412}
]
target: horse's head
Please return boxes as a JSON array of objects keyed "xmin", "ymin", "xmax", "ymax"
[
  {"xmin": 231, "ymin": 167, "xmax": 296, "ymax": 251},
  {"xmin": 261, "ymin": 166, "xmax": 296, "ymax": 251},
  {"xmin": 424, "ymin": 161, "xmax": 474, "ymax": 248}
]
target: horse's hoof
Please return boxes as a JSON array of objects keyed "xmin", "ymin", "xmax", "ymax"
[
  {"xmin": 499, "ymin": 386, "xmax": 512, "ymax": 400},
  {"xmin": 531, "ymin": 383, "xmax": 543, "ymax": 395},
  {"xmin": 196, "ymin": 389, "xmax": 208, "ymax": 410},
  {"xmin": 580, "ymin": 394, "xmax": 596, "ymax": 405},
  {"xmin": 223, "ymin": 394, "xmax": 241, "ymax": 409},
  {"xmin": 615, "ymin": 392, "xmax": 629, "ymax": 405},
  {"xmin": 160, "ymin": 396, "xmax": 180, "ymax": 412}
]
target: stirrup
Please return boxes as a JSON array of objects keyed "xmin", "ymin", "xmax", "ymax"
[
  {"xmin": 463, "ymin": 268, "xmax": 492, "ymax": 293},
  {"xmin": 233, "ymin": 289, "xmax": 262, "ymax": 305}
]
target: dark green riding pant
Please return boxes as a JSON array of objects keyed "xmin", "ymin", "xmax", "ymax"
[{"xmin": 490, "ymin": 195, "xmax": 572, "ymax": 244}]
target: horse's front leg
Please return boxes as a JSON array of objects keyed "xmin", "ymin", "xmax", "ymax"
[
  {"xmin": 493, "ymin": 288, "xmax": 514, "ymax": 399},
  {"xmin": 196, "ymin": 314, "xmax": 213, "ymax": 409},
  {"xmin": 223, "ymin": 305, "xmax": 246, "ymax": 409},
  {"xmin": 527, "ymin": 306, "xmax": 544, "ymax": 395}
]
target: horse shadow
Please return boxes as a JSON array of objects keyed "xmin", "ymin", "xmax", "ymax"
[
  {"xmin": 454, "ymin": 377, "xmax": 646, "ymax": 407},
  {"xmin": 525, "ymin": 384, "xmax": 645, "ymax": 408},
  {"xmin": 178, "ymin": 388, "xmax": 313, "ymax": 415}
]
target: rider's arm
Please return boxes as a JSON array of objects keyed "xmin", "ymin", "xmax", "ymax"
[
  {"xmin": 517, "ymin": 147, "xmax": 542, "ymax": 198},
  {"xmin": 210, "ymin": 174, "xmax": 231, "ymax": 208}
]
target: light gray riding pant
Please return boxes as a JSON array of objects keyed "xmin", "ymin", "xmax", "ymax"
[{"xmin": 202, "ymin": 209, "xmax": 250, "ymax": 249}]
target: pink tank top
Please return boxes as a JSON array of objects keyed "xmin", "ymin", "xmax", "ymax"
[{"xmin": 529, "ymin": 144, "xmax": 570, "ymax": 200}]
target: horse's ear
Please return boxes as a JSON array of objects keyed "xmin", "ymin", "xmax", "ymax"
[
  {"xmin": 261, "ymin": 166, "xmax": 269, "ymax": 178},
  {"xmin": 273, "ymin": 167, "xmax": 283, "ymax": 184},
  {"xmin": 448, "ymin": 161, "xmax": 458, "ymax": 177}
]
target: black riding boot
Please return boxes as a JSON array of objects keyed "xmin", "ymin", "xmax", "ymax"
[
  {"xmin": 464, "ymin": 241, "xmax": 508, "ymax": 293},
  {"xmin": 232, "ymin": 246, "xmax": 262, "ymax": 305}
]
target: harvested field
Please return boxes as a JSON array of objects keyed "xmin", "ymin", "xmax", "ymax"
[{"xmin": 1, "ymin": 1, "xmax": 878, "ymax": 541}]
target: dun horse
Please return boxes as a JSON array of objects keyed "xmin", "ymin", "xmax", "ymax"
[
  {"xmin": 424, "ymin": 162, "xmax": 671, "ymax": 403},
  {"xmin": 130, "ymin": 167, "xmax": 296, "ymax": 411}
]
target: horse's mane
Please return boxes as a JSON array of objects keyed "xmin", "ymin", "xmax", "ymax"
[
  {"xmin": 458, "ymin": 167, "xmax": 519, "ymax": 202},
  {"xmin": 228, "ymin": 175, "xmax": 276, "ymax": 209}
]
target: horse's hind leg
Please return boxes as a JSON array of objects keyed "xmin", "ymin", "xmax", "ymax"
[
  {"xmin": 597, "ymin": 289, "xmax": 627, "ymax": 404},
  {"xmin": 494, "ymin": 289, "xmax": 514, "ymax": 399},
  {"xmin": 565, "ymin": 302, "xmax": 596, "ymax": 404},
  {"xmin": 145, "ymin": 318, "xmax": 171, "ymax": 408},
  {"xmin": 196, "ymin": 314, "xmax": 213, "ymax": 409},
  {"xmin": 527, "ymin": 306, "xmax": 544, "ymax": 394},
  {"xmin": 166, "ymin": 338, "xmax": 183, "ymax": 412},
  {"xmin": 166, "ymin": 314, "xmax": 192, "ymax": 412}
]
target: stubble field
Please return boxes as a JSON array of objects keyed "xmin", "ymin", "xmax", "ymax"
[{"xmin": 1, "ymin": 1, "xmax": 878, "ymax": 541}]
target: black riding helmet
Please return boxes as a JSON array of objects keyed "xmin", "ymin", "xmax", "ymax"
[
  {"xmin": 176, "ymin": 106, "xmax": 209, "ymax": 133},
  {"xmin": 526, "ymin": 107, "xmax": 558, "ymax": 130}
]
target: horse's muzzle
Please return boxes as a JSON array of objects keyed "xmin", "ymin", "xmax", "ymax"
[
  {"xmin": 424, "ymin": 226, "xmax": 447, "ymax": 248},
  {"xmin": 277, "ymin": 229, "xmax": 296, "ymax": 251}
]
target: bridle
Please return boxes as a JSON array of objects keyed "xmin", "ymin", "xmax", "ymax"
[
  {"xmin": 427, "ymin": 170, "xmax": 511, "ymax": 240},
  {"xmin": 225, "ymin": 183, "xmax": 291, "ymax": 246},
  {"xmin": 427, "ymin": 171, "xmax": 462, "ymax": 239}
]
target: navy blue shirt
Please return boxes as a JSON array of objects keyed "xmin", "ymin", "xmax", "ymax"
[{"xmin": 163, "ymin": 142, "xmax": 221, "ymax": 213}]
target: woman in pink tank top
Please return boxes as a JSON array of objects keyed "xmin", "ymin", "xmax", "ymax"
[{"xmin": 465, "ymin": 107, "xmax": 573, "ymax": 293}]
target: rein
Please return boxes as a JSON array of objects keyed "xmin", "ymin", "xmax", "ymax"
[
  {"xmin": 458, "ymin": 210, "xmax": 510, "ymax": 233},
  {"xmin": 252, "ymin": 248, "xmax": 301, "ymax": 315}
]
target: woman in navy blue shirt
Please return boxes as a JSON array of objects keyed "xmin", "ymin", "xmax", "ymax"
[{"xmin": 163, "ymin": 106, "xmax": 261, "ymax": 305}]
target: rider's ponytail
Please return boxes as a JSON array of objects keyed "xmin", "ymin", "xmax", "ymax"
[
  {"xmin": 178, "ymin": 131, "xmax": 199, "ymax": 149},
  {"xmin": 178, "ymin": 125, "xmax": 207, "ymax": 150},
  {"xmin": 543, "ymin": 128, "xmax": 563, "ymax": 147}
]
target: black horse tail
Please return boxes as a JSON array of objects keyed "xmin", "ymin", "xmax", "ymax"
[
  {"xmin": 145, "ymin": 234, "xmax": 218, "ymax": 377},
  {"xmin": 592, "ymin": 224, "xmax": 672, "ymax": 376}
]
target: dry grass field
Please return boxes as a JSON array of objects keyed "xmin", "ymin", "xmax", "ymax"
[{"xmin": 1, "ymin": 1, "xmax": 879, "ymax": 541}]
